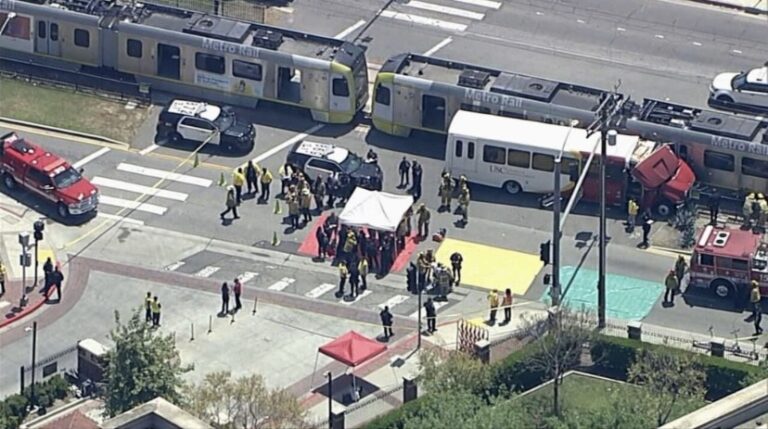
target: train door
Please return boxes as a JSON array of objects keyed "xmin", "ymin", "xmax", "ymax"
[
  {"xmin": 329, "ymin": 73, "xmax": 351, "ymax": 112},
  {"xmin": 277, "ymin": 66, "xmax": 301, "ymax": 103},
  {"xmin": 157, "ymin": 43, "xmax": 180, "ymax": 80},
  {"xmin": 421, "ymin": 94, "xmax": 446, "ymax": 131},
  {"xmin": 35, "ymin": 21, "xmax": 60, "ymax": 56},
  {"xmin": 100, "ymin": 28, "xmax": 118, "ymax": 69},
  {"xmin": 34, "ymin": 20, "xmax": 48, "ymax": 54},
  {"xmin": 373, "ymin": 82, "xmax": 393, "ymax": 123},
  {"xmin": 49, "ymin": 23, "xmax": 60, "ymax": 56}
]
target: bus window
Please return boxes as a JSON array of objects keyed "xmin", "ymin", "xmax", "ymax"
[
  {"xmin": 483, "ymin": 145, "xmax": 506, "ymax": 165},
  {"xmin": 704, "ymin": 150, "xmax": 734, "ymax": 172},
  {"xmin": 467, "ymin": 142, "xmax": 475, "ymax": 159},
  {"xmin": 532, "ymin": 153, "xmax": 554, "ymax": 172},
  {"xmin": 562, "ymin": 158, "xmax": 579, "ymax": 175},
  {"xmin": 508, "ymin": 149, "xmax": 530, "ymax": 168},
  {"xmin": 742, "ymin": 157, "xmax": 768, "ymax": 179},
  {"xmin": 455, "ymin": 140, "xmax": 463, "ymax": 158}
]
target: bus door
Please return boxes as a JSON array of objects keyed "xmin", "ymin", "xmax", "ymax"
[
  {"xmin": 449, "ymin": 138, "xmax": 477, "ymax": 175},
  {"xmin": 421, "ymin": 94, "xmax": 446, "ymax": 131}
]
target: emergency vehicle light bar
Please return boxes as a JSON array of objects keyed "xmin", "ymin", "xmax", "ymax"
[{"xmin": 698, "ymin": 225, "xmax": 714, "ymax": 248}]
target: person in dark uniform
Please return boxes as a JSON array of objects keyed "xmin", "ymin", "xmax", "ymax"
[
  {"xmin": 380, "ymin": 306, "xmax": 394, "ymax": 339},
  {"xmin": 326, "ymin": 175, "xmax": 338, "ymax": 208},
  {"xmin": 233, "ymin": 278, "xmax": 243, "ymax": 311},
  {"xmin": 49, "ymin": 264, "xmax": 64, "ymax": 301},
  {"xmin": 751, "ymin": 281, "xmax": 763, "ymax": 335},
  {"xmin": 708, "ymin": 190, "xmax": 721, "ymax": 226},
  {"xmin": 366, "ymin": 236, "xmax": 379, "ymax": 273},
  {"xmin": 349, "ymin": 260, "xmax": 360, "ymax": 299},
  {"xmin": 398, "ymin": 156, "xmax": 411, "ymax": 188},
  {"xmin": 425, "ymin": 298, "xmax": 437, "ymax": 333},
  {"xmin": 450, "ymin": 252, "xmax": 463, "ymax": 287},
  {"xmin": 144, "ymin": 292, "xmax": 153, "ymax": 323},
  {"xmin": 42, "ymin": 257, "xmax": 53, "ymax": 292},
  {"xmin": 411, "ymin": 160, "xmax": 423, "ymax": 200},
  {"xmin": 316, "ymin": 226, "xmax": 329, "ymax": 260},
  {"xmin": 357, "ymin": 229, "xmax": 368, "ymax": 258},
  {"xmin": 640, "ymin": 212, "xmax": 652, "ymax": 248},
  {"xmin": 380, "ymin": 233, "xmax": 395, "ymax": 275},
  {"xmin": 406, "ymin": 262, "xmax": 417, "ymax": 293},
  {"xmin": 245, "ymin": 160, "xmax": 259, "ymax": 196},
  {"xmin": 220, "ymin": 282, "xmax": 230, "ymax": 315},
  {"xmin": 313, "ymin": 176, "xmax": 326, "ymax": 213}
]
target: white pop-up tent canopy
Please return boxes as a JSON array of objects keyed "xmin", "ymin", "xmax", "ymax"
[{"xmin": 338, "ymin": 188, "xmax": 414, "ymax": 232}]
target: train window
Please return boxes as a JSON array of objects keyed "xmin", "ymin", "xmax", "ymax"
[
  {"xmin": 742, "ymin": 157, "xmax": 768, "ymax": 179},
  {"xmin": 455, "ymin": 140, "xmax": 463, "ymax": 158},
  {"xmin": 0, "ymin": 14, "xmax": 31, "ymax": 40},
  {"xmin": 332, "ymin": 77, "xmax": 350, "ymax": 97},
  {"xmin": 508, "ymin": 149, "xmax": 530, "ymax": 168},
  {"xmin": 232, "ymin": 60, "xmax": 262, "ymax": 81},
  {"xmin": 37, "ymin": 21, "xmax": 46, "ymax": 39},
  {"xmin": 50, "ymin": 23, "xmax": 58, "ymax": 41},
  {"xmin": 74, "ymin": 29, "xmax": 89, "ymax": 47},
  {"xmin": 532, "ymin": 153, "xmax": 554, "ymax": 172},
  {"xmin": 704, "ymin": 150, "xmax": 735, "ymax": 172},
  {"xmin": 195, "ymin": 53, "xmax": 225, "ymax": 74},
  {"xmin": 375, "ymin": 85, "xmax": 390, "ymax": 105},
  {"xmin": 482, "ymin": 145, "xmax": 506, "ymax": 165},
  {"xmin": 127, "ymin": 39, "xmax": 142, "ymax": 58},
  {"xmin": 467, "ymin": 142, "xmax": 475, "ymax": 159}
]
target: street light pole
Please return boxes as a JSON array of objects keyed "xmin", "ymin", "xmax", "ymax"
[
  {"xmin": 598, "ymin": 118, "xmax": 607, "ymax": 329},
  {"xmin": 552, "ymin": 120, "xmax": 579, "ymax": 307},
  {"xmin": 326, "ymin": 371, "xmax": 333, "ymax": 429},
  {"xmin": 30, "ymin": 321, "xmax": 38, "ymax": 407}
]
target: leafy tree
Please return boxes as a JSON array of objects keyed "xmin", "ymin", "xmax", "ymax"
[
  {"xmin": 627, "ymin": 348, "xmax": 706, "ymax": 426},
  {"xmin": 418, "ymin": 348, "xmax": 492, "ymax": 395},
  {"xmin": 185, "ymin": 371, "xmax": 307, "ymax": 429},
  {"xmin": 104, "ymin": 308, "xmax": 185, "ymax": 417},
  {"xmin": 523, "ymin": 308, "xmax": 595, "ymax": 417},
  {"xmin": 401, "ymin": 390, "xmax": 485, "ymax": 429}
]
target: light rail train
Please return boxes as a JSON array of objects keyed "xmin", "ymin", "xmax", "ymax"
[{"xmin": 0, "ymin": 0, "xmax": 368, "ymax": 123}]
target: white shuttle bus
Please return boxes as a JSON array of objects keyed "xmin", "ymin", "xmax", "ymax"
[{"xmin": 445, "ymin": 110, "xmax": 641, "ymax": 195}]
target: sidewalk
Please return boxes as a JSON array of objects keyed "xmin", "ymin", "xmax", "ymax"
[{"xmin": 689, "ymin": 0, "xmax": 767, "ymax": 13}]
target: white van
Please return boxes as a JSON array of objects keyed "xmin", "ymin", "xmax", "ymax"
[{"xmin": 445, "ymin": 110, "xmax": 639, "ymax": 195}]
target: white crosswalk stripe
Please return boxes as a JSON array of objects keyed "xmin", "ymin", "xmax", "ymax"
[
  {"xmin": 195, "ymin": 266, "xmax": 220, "ymax": 277},
  {"xmin": 99, "ymin": 195, "xmax": 168, "ymax": 215},
  {"xmin": 448, "ymin": 0, "xmax": 500, "ymax": 9},
  {"xmin": 380, "ymin": 0, "xmax": 501, "ymax": 33},
  {"xmin": 239, "ymin": 272, "xmax": 259, "ymax": 284},
  {"xmin": 117, "ymin": 163, "xmax": 212, "ymax": 187},
  {"xmin": 268, "ymin": 277, "xmax": 296, "ymax": 291},
  {"xmin": 409, "ymin": 301, "xmax": 448, "ymax": 319},
  {"xmin": 377, "ymin": 295, "xmax": 410, "ymax": 310},
  {"xmin": 340, "ymin": 290, "xmax": 372, "ymax": 305},
  {"xmin": 405, "ymin": 1, "xmax": 484, "ymax": 20},
  {"xmin": 164, "ymin": 261, "xmax": 185, "ymax": 271},
  {"xmin": 93, "ymin": 177, "xmax": 189, "ymax": 201},
  {"xmin": 305, "ymin": 283, "xmax": 336, "ymax": 298},
  {"xmin": 380, "ymin": 10, "xmax": 467, "ymax": 32}
]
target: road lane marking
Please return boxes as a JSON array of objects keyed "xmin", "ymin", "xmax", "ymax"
[
  {"xmin": 448, "ymin": 0, "xmax": 501, "ymax": 9},
  {"xmin": 97, "ymin": 213, "xmax": 145, "ymax": 226},
  {"xmin": 268, "ymin": 277, "xmax": 296, "ymax": 291},
  {"xmin": 194, "ymin": 266, "xmax": 220, "ymax": 277},
  {"xmin": 693, "ymin": 41, "xmax": 702, "ymax": 46},
  {"xmin": 380, "ymin": 11, "xmax": 468, "ymax": 32},
  {"xmin": 239, "ymin": 272, "xmax": 259, "ymax": 284},
  {"xmin": 409, "ymin": 301, "xmax": 448, "ymax": 319},
  {"xmin": 163, "ymin": 261, "xmax": 185, "ymax": 271},
  {"xmin": 616, "ymin": 27, "xmax": 626, "ymax": 32},
  {"xmin": 377, "ymin": 294, "xmax": 410, "ymax": 310},
  {"xmin": 424, "ymin": 37, "xmax": 453, "ymax": 56},
  {"xmin": 655, "ymin": 34, "xmax": 665, "ymax": 39},
  {"xmin": 251, "ymin": 124, "xmax": 324, "ymax": 164},
  {"xmin": 139, "ymin": 144, "xmax": 160, "ymax": 156},
  {"xmin": 305, "ymin": 283, "xmax": 336, "ymax": 298},
  {"xmin": 99, "ymin": 195, "xmax": 168, "ymax": 215},
  {"xmin": 334, "ymin": 19, "xmax": 366, "ymax": 39},
  {"xmin": 92, "ymin": 177, "xmax": 188, "ymax": 201},
  {"xmin": 340, "ymin": 290, "xmax": 372, "ymax": 305},
  {"xmin": 732, "ymin": 49, "xmax": 743, "ymax": 54},
  {"xmin": 117, "ymin": 163, "xmax": 212, "ymax": 187},
  {"xmin": 405, "ymin": 1, "xmax": 484, "ymax": 19},
  {"xmin": 72, "ymin": 147, "xmax": 110, "ymax": 169}
]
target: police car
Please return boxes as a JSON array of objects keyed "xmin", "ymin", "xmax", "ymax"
[
  {"xmin": 709, "ymin": 66, "xmax": 768, "ymax": 113},
  {"xmin": 287, "ymin": 141, "xmax": 383, "ymax": 190},
  {"xmin": 156, "ymin": 100, "xmax": 256, "ymax": 152}
]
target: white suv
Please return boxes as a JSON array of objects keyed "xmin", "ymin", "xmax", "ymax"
[{"xmin": 709, "ymin": 66, "xmax": 768, "ymax": 113}]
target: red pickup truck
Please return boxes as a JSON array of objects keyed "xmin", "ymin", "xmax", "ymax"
[{"xmin": 0, "ymin": 132, "xmax": 99, "ymax": 218}]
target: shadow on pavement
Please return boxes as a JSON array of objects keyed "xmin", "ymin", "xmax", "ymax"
[{"xmin": 0, "ymin": 187, "xmax": 96, "ymax": 227}]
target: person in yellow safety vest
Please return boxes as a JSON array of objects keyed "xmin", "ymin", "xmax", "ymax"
[
  {"xmin": 287, "ymin": 188, "xmax": 300, "ymax": 230},
  {"xmin": 343, "ymin": 230, "xmax": 357, "ymax": 254},
  {"xmin": 0, "ymin": 261, "xmax": 6, "ymax": 296},
  {"xmin": 488, "ymin": 289, "xmax": 500, "ymax": 325},
  {"xmin": 744, "ymin": 193, "xmax": 755, "ymax": 228},
  {"xmin": 337, "ymin": 262, "xmax": 348, "ymax": 297},
  {"xmin": 627, "ymin": 198, "xmax": 639, "ymax": 233},
  {"xmin": 260, "ymin": 167, "xmax": 273, "ymax": 202},
  {"xmin": 232, "ymin": 167, "xmax": 246, "ymax": 205},
  {"xmin": 458, "ymin": 185, "xmax": 470, "ymax": 225},
  {"xmin": 664, "ymin": 270, "xmax": 678, "ymax": 305},
  {"xmin": 439, "ymin": 172, "xmax": 454, "ymax": 211},
  {"xmin": 459, "ymin": 174, "xmax": 468, "ymax": 191},
  {"xmin": 358, "ymin": 258, "xmax": 369, "ymax": 290},
  {"xmin": 751, "ymin": 281, "xmax": 763, "ymax": 335},
  {"xmin": 759, "ymin": 194, "xmax": 768, "ymax": 232},
  {"xmin": 150, "ymin": 296, "xmax": 161, "ymax": 327}
]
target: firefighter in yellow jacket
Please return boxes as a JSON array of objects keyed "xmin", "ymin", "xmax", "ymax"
[
  {"xmin": 439, "ymin": 171, "xmax": 454, "ymax": 211},
  {"xmin": 458, "ymin": 185, "xmax": 470, "ymax": 225}
]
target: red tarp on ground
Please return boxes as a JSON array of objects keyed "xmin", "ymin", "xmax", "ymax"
[{"xmin": 319, "ymin": 331, "xmax": 387, "ymax": 367}]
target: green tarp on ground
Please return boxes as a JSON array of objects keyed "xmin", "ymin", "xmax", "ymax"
[{"xmin": 541, "ymin": 266, "xmax": 664, "ymax": 321}]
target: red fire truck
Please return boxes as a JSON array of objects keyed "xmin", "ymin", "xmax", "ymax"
[{"xmin": 688, "ymin": 225, "xmax": 768, "ymax": 301}]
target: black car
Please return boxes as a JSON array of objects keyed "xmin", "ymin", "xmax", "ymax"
[
  {"xmin": 286, "ymin": 141, "xmax": 383, "ymax": 190},
  {"xmin": 156, "ymin": 100, "xmax": 255, "ymax": 153}
]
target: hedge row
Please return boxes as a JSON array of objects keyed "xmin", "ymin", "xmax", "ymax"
[
  {"xmin": 0, "ymin": 375, "xmax": 70, "ymax": 429},
  {"xmin": 589, "ymin": 335, "xmax": 763, "ymax": 400}
]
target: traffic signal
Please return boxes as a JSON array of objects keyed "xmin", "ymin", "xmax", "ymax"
[
  {"xmin": 33, "ymin": 220, "xmax": 45, "ymax": 241},
  {"xmin": 540, "ymin": 240, "xmax": 551, "ymax": 265}
]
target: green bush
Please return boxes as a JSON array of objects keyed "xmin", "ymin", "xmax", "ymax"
[
  {"xmin": 589, "ymin": 335, "xmax": 763, "ymax": 400},
  {"xmin": 490, "ymin": 343, "xmax": 547, "ymax": 395},
  {"xmin": 45, "ymin": 376, "xmax": 70, "ymax": 400},
  {"xmin": 364, "ymin": 394, "xmax": 429, "ymax": 429}
]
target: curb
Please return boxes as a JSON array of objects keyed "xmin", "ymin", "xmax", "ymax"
[
  {"xmin": 686, "ymin": 0, "xmax": 767, "ymax": 14},
  {"xmin": 0, "ymin": 284, "xmax": 56, "ymax": 329},
  {"xmin": 0, "ymin": 116, "xmax": 130, "ymax": 148}
]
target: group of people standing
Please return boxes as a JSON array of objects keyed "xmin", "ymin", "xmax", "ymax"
[
  {"xmin": 220, "ymin": 278, "xmax": 244, "ymax": 315},
  {"xmin": 221, "ymin": 160, "xmax": 274, "ymax": 221},
  {"xmin": 743, "ymin": 192, "xmax": 768, "ymax": 232},
  {"xmin": 144, "ymin": 292, "xmax": 162, "ymax": 327},
  {"xmin": 439, "ymin": 172, "xmax": 471, "ymax": 226}
]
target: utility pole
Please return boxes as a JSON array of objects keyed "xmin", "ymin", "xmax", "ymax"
[
  {"xmin": 551, "ymin": 120, "xmax": 579, "ymax": 307},
  {"xmin": 30, "ymin": 321, "xmax": 38, "ymax": 408},
  {"xmin": 417, "ymin": 284, "xmax": 423, "ymax": 349},
  {"xmin": 325, "ymin": 371, "xmax": 333, "ymax": 429}
]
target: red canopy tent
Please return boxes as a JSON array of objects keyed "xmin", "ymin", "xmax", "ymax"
[{"xmin": 312, "ymin": 331, "xmax": 387, "ymax": 402}]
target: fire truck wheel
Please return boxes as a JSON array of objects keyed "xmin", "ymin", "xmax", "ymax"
[
  {"xmin": 710, "ymin": 279, "xmax": 734, "ymax": 300},
  {"xmin": 655, "ymin": 202, "xmax": 672, "ymax": 218},
  {"xmin": 2, "ymin": 174, "xmax": 16, "ymax": 190},
  {"xmin": 57, "ymin": 203, "xmax": 70, "ymax": 219}
]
